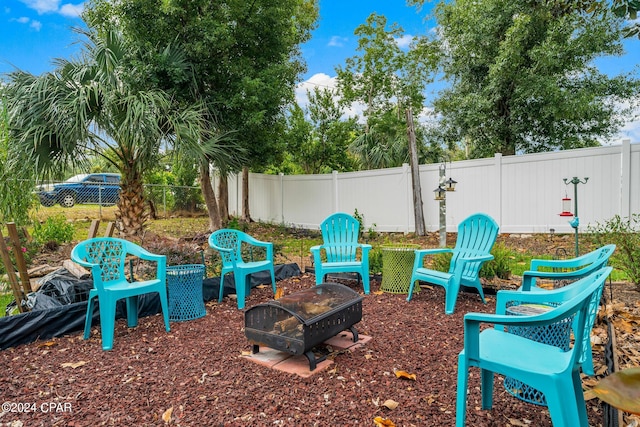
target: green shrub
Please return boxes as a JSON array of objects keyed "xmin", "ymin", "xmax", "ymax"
[
  {"xmin": 419, "ymin": 243, "xmax": 513, "ymax": 280},
  {"xmin": 32, "ymin": 215, "xmax": 74, "ymax": 245},
  {"xmin": 480, "ymin": 242, "xmax": 512, "ymax": 280},
  {"xmin": 369, "ymin": 248, "xmax": 383, "ymax": 274},
  {"xmin": 432, "ymin": 252, "xmax": 452, "ymax": 272},
  {"xmin": 587, "ymin": 213, "xmax": 640, "ymax": 288}
]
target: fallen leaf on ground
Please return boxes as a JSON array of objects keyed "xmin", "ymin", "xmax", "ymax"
[
  {"xmin": 373, "ymin": 416, "xmax": 396, "ymax": 427},
  {"xmin": 61, "ymin": 361, "xmax": 87, "ymax": 369},
  {"xmin": 162, "ymin": 406, "xmax": 173, "ymax": 423},
  {"xmin": 393, "ymin": 369, "xmax": 416, "ymax": 380},
  {"xmin": 383, "ymin": 399, "xmax": 399, "ymax": 410}
]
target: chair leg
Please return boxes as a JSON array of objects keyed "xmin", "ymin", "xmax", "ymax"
[
  {"xmin": 407, "ymin": 275, "xmax": 418, "ymax": 302},
  {"xmin": 218, "ymin": 274, "xmax": 226, "ymax": 303},
  {"xmin": 572, "ymin": 370, "xmax": 590, "ymax": 426},
  {"xmin": 83, "ymin": 295, "xmax": 96, "ymax": 340},
  {"xmin": 455, "ymin": 353, "xmax": 469, "ymax": 427},
  {"xmin": 471, "ymin": 278, "xmax": 487, "ymax": 304},
  {"xmin": 157, "ymin": 289, "xmax": 171, "ymax": 332},
  {"xmin": 235, "ymin": 273, "xmax": 248, "ymax": 310},
  {"xmin": 98, "ymin": 298, "xmax": 117, "ymax": 351},
  {"xmin": 444, "ymin": 281, "xmax": 460, "ymax": 315},
  {"xmin": 125, "ymin": 296, "xmax": 139, "ymax": 328},
  {"xmin": 542, "ymin": 377, "xmax": 583, "ymax": 427},
  {"xmin": 361, "ymin": 269, "xmax": 370, "ymax": 295},
  {"xmin": 315, "ymin": 267, "xmax": 324, "ymax": 285},
  {"xmin": 581, "ymin": 347, "xmax": 595, "ymax": 376},
  {"xmin": 269, "ymin": 266, "xmax": 276, "ymax": 295},
  {"xmin": 480, "ymin": 368, "xmax": 494, "ymax": 410}
]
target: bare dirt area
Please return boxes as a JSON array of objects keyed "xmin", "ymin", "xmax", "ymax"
[{"xmin": 1, "ymin": 230, "xmax": 638, "ymax": 426}]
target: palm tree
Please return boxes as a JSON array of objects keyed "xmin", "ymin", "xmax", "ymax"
[{"xmin": 4, "ymin": 27, "xmax": 224, "ymax": 238}]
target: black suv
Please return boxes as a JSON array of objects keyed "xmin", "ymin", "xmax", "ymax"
[{"xmin": 38, "ymin": 173, "xmax": 121, "ymax": 207}]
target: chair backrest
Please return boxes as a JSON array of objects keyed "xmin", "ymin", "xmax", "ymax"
[
  {"xmin": 319, "ymin": 212, "xmax": 362, "ymax": 263},
  {"xmin": 71, "ymin": 237, "xmax": 129, "ymax": 289},
  {"xmin": 450, "ymin": 213, "xmax": 499, "ymax": 275},
  {"xmin": 550, "ymin": 267, "xmax": 612, "ymax": 368},
  {"xmin": 533, "ymin": 244, "xmax": 616, "ymax": 277},
  {"xmin": 208, "ymin": 229, "xmax": 245, "ymax": 267}
]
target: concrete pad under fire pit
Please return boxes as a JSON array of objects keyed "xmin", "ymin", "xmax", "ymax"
[{"xmin": 242, "ymin": 331, "xmax": 371, "ymax": 378}]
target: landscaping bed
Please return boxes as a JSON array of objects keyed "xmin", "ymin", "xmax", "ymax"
[{"xmin": 1, "ymin": 270, "xmax": 638, "ymax": 426}]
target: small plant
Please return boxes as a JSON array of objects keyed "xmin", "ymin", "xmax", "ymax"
[
  {"xmin": 480, "ymin": 242, "xmax": 512, "ymax": 280},
  {"xmin": 367, "ymin": 223, "xmax": 378, "ymax": 241},
  {"xmin": 431, "ymin": 252, "xmax": 452, "ymax": 272},
  {"xmin": 369, "ymin": 247, "xmax": 383, "ymax": 274},
  {"xmin": 32, "ymin": 215, "xmax": 74, "ymax": 246},
  {"xmin": 588, "ymin": 213, "xmax": 640, "ymax": 288}
]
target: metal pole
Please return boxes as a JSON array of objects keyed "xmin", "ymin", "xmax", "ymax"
[
  {"xmin": 439, "ymin": 164, "xmax": 446, "ymax": 248},
  {"xmin": 564, "ymin": 176, "xmax": 588, "ymax": 257}
]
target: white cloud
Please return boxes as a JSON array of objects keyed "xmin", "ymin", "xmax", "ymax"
[
  {"xmin": 296, "ymin": 73, "xmax": 366, "ymax": 123},
  {"xmin": 328, "ymin": 36, "xmax": 348, "ymax": 48},
  {"xmin": 395, "ymin": 34, "xmax": 414, "ymax": 49},
  {"xmin": 21, "ymin": 0, "xmax": 59, "ymax": 14},
  {"xmin": 16, "ymin": 16, "xmax": 29, "ymax": 23},
  {"xmin": 295, "ymin": 73, "xmax": 339, "ymax": 108},
  {"xmin": 30, "ymin": 19, "xmax": 42, "ymax": 31},
  {"xmin": 59, "ymin": 2, "xmax": 83, "ymax": 17}
]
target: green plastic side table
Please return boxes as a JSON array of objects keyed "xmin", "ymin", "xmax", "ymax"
[{"xmin": 380, "ymin": 244, "xmax": 420, "ymax": 294}]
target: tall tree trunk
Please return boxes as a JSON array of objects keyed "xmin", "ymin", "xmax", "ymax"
[
  {"xmin": 241, "ymin": 166, "xmax": 251, "ymax": 222},
  {"xmin": 218, "ymin": 174, "xmax": 229, "ymax": 226},
  {"xmin": 200, "ymin": 164, "xmax": 222, "ymax": 232},
  {"xmin": 116, "ymin": 169, "xmax": 147, "ymax": 239},
  {"xmin": 406, "ymin": 108, "xmax": 426, "ymax": 236}
]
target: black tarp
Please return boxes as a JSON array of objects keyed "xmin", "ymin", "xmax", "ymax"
[{"xmin": 0, "ymin": 263, "xmax": 301, "ymax": 350}]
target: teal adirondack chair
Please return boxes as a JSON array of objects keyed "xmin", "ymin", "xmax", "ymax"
[
  {"xmin": 518, "ymin": 244, "xmax": 616, "ymax": 376},
  {"xmin": 310, "ymin": 212, "xmax": 372, "ymax": 294},
  {"xmin": 208, "ymin": 229, "xmax": 276, "ymax": 310},
  {"xmin": 71, "ymin": 237, "xmax": 170, "ymax": 351},
  {"xmin": 456, "ymin": 266, "xmax": 612, "ymax": 427},
  {"xmin": 407, "ymin": 213, "xmax": 499, "ymax": 314}
]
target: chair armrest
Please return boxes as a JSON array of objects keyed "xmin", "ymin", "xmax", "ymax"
[
  {"xmin": 209, "ymin": 243, "xmax": 233, "ymax": 255},
  {"xmin": 463, "ymin": 310, "xmax": 556, "ymax": 360},
  {"xmin": 521, "ymin": 263, "xmax": 597, "ymax": 291},
  {"xmin": 495, "ymin": 280, "xmax": 594, "ymax": 315},
  {"xmin": 240, "ymin": 235, "xmax": 273, "ymax": 260},
  {"xmin": 413, "ymin": 248, "xmax": 452, "ymax": 267}
]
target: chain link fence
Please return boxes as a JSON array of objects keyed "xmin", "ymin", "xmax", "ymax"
[{"xmin": 30, "ymin": 178, "xmax": 204, "ymax": 219}]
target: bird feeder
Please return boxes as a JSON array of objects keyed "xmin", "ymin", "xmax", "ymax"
[
  {"xmin": 444, "ymin": 177, "xmax": 457, "ymax": 192},
  {"xmin": 559, "ymin": 196, "xmax": 573, "ymax": 217},
  {"xmin": 434, "ymin": 185, "xmax": 446, "ymax": 201}
]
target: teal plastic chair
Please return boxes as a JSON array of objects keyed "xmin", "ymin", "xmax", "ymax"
[
  {"xmin": 310, "ymin": 212, "xmax": 372, "ymax": 294},
  {"xmin": 71, "ymin": 237, "xmax": 170, "ymax": 351},
  {"xmin": 520, "ymin": 244, "xmax": 616, "ymax": 292},
  {"xmin": 208, "ymin": 229, "xmax": 276, "ymax": 309},
  {"xmin": 456, "ymin": 266, "xmax": 612, "ymax": 427},
  {"xmin": 519, "ymin": 244, "xmax": 615, "ymax": 375},
  {"xmin": 407, "ymin": 213, "xmax": 499, "ymax": 314}
]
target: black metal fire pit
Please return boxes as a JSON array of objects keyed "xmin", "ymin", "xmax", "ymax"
[{"xmin": 244, "ymin": 283, "xmax": 363, "ymax": 370}]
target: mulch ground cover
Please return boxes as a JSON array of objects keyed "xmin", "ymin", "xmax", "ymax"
[{"xmin": 1, "ymin": 270, "xmax": 635, "ymax": 427}]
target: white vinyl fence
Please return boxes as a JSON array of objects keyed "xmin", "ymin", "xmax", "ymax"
[{"xmin": 219, "ymin": 139, "xmax": 639, "ymax": 234}]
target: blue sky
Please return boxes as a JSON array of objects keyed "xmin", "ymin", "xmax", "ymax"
[{"xmin": 1, "ymin": 0, "xmax": 639, "ymax": 141}]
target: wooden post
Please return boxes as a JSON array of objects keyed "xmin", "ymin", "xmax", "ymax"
[
  {"xmin": 104, "ymin": 222, "xmax": 115, "ymax": 237},
  {"xmin": 87, "ymin": 219, "xmax": 100, "ymax": 239},
  {"xmin": 0, "ymin": 227, "xmax": 27, "ymax": 313},
  {"xmin": 6, "ymin": 222, "xmax": 32, "ymax": 293}
]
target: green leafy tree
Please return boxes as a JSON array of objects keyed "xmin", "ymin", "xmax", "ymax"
[
  {"xmin": 0, "ymin": 88, "xmax": 36, "ymax": 226},
  {"xmin": 286, "ymin": 87, "xmax": 359, "ymax": 174},
  {"xmin": 433, "ymin": 0, "xmax": 640, "ymax": 157},
  {"xmin": 86, "ymin": 0, "xmax": 318, "ymax": 225},
  {"xmin": 4, "ymin": 27, "xmax": 215, "ymax": 237}
]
